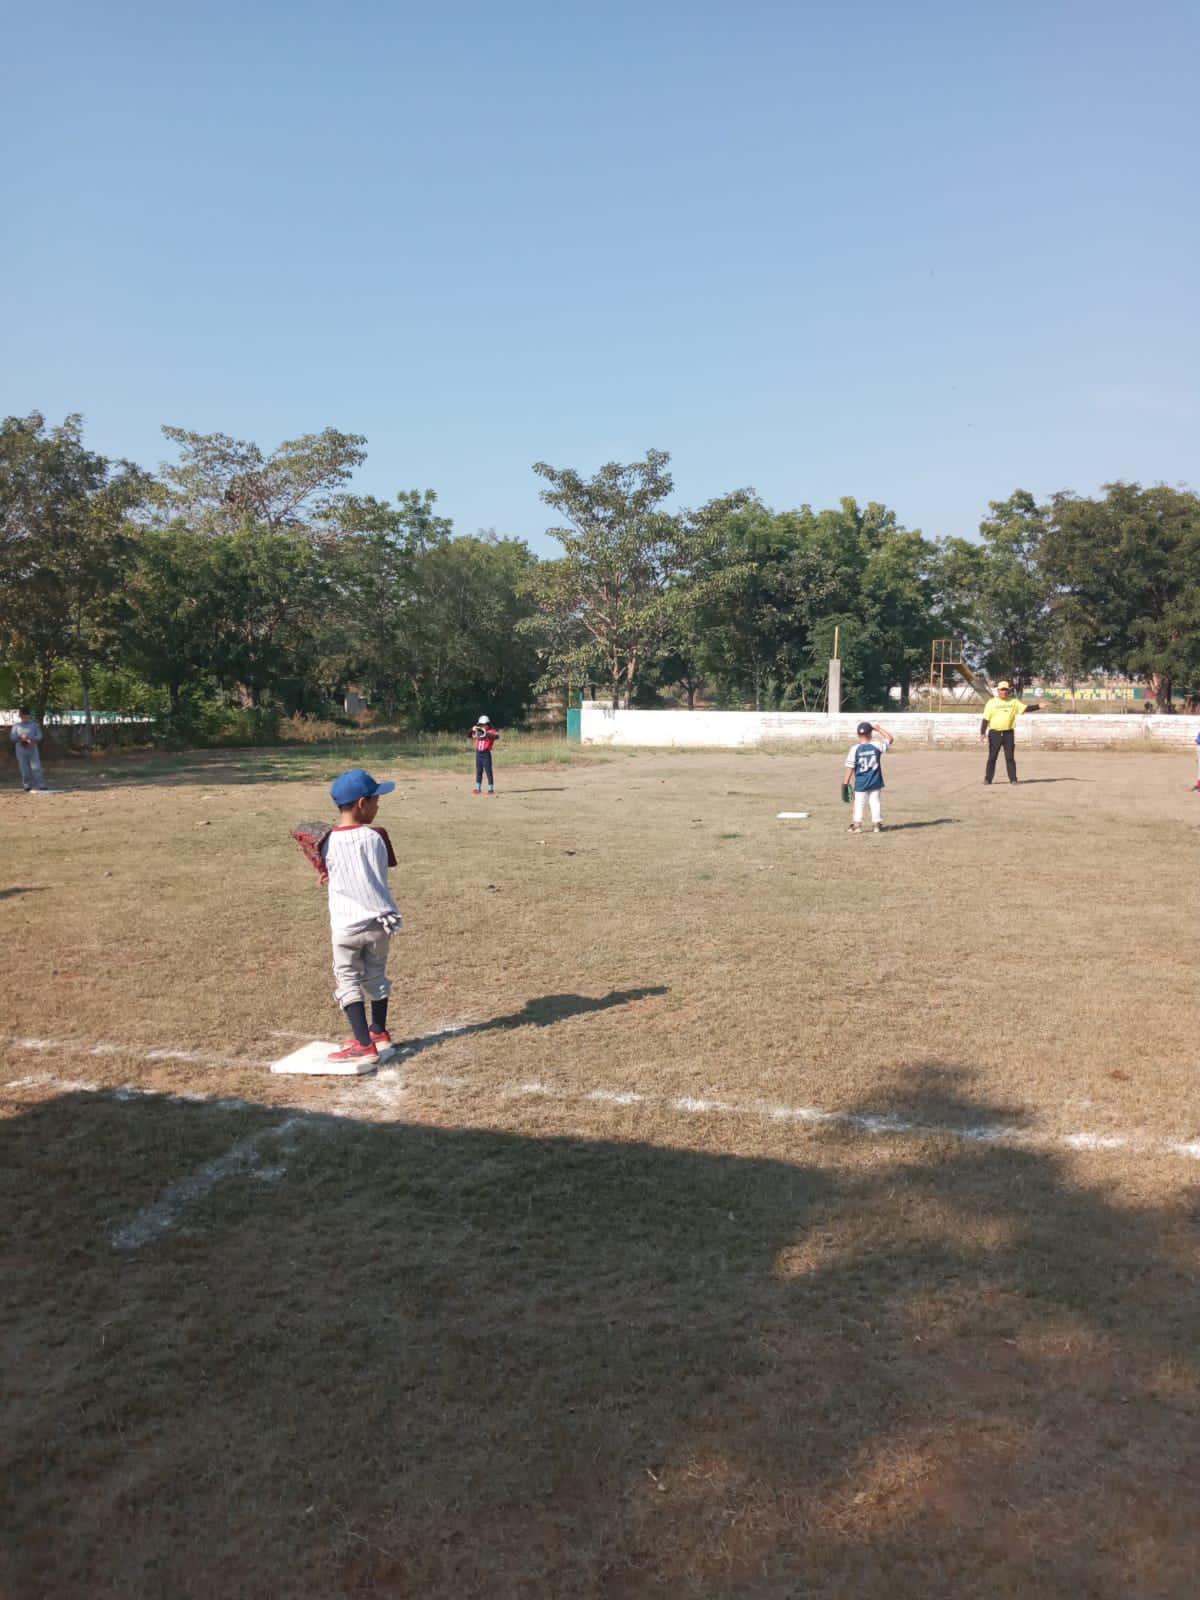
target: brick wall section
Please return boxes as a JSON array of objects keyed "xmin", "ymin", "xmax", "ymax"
[{"xmin": 580, "ymin": 705, "xmax": 1199, "ymax": 751}]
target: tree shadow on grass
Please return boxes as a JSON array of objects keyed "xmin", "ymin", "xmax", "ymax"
[
  {"xmin": 62, "ymin": 751, "xmax": 356, "ymax": 791},
  {"xmin": 394, "ymin": 987, "xmax": 670, "ymax": 1061},
  {"xmin": 55, "ymin": 739, "xmax": 584, "ymax": 792},
  {"xmin": 2, "ymin": 1064, "xmax": 1198, "ymax": 1598}
]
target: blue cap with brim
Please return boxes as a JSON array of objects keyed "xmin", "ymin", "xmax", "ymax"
[{"xmin": 330, "ymin": 769, "xmax": 396, "ymax": 807}]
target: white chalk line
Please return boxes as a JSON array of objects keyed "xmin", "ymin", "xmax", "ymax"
[
  {"xmin": 7, "ymin": 1022, "xmax": 477, "ymax": 1077},
  {"xmin": 5, "ymin": 1035, "xmax": 1200, "ymax": 1166},
  {"xmin": 499, "ymin": 1080, "xmax": 1200, "ymax": 1159},
  {"xmin": 110, "ymin": 1115, "xmax": 309, "ymax": 1251},
  {"xmin": 11, "ymin": 1036, "xmax": 269, "ymax": 1070}
]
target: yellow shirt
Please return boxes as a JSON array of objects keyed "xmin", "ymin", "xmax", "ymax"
[{"xmin": 983, "ymin": 696, "xmax": 1025, "ymax": 732}]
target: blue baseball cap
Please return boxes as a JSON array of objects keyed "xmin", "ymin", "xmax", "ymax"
[{"xmin": 330, "ymin": 769, "xmax": 396, "ymax": 807}]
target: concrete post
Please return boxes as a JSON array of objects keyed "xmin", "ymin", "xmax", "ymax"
[{"xmin": 828, "ymin": 659, "xmax": 841, "ymax": 715}]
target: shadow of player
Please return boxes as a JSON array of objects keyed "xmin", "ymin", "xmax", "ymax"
[
  {"xmin": 395, "ymin": 986, "xmax": 670, "ymax": 1061},
  {"xmin": 883, "ymin": 818, "xmax": 959, "ymax": 832},
  {"xmin": 487, "ymin": 786, "xmax": 570, "ymax": 795}
]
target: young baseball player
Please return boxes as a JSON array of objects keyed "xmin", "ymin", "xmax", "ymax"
[
  {"xmin": 11, "ymin": 710, "xmax": 48, "ymax": 792},
  {"xmin": 471, "ymin": 715, "xmax": 500, "ymax": 794},
  {"xmin": 843, "ymin": 721, "xmax": 894, "ymax": 833},
  {"xmin": 324, "ymin": 769, "xmax": 402, "ymax": 1065}
]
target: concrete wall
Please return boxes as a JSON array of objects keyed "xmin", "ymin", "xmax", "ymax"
[{"xmin": 580, "ymin": 703, "xmax": 1199, "ymax": 751}]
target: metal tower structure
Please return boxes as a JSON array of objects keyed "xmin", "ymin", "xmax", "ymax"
[{"xmin": 928, "ymin": 639, "xmax": 990, "ymax": 710}]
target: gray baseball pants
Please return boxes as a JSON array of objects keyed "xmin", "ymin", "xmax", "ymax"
[{"xmin": 332, "ymin": 925, "xmax": 392, "ymax": 1007}]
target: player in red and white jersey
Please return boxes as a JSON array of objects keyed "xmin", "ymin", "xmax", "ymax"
[{"xmin": 471, "ymin": 715, "xmax": 500, "ymax": 794}]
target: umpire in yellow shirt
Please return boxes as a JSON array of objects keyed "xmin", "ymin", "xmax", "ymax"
[{"xmin": 980, "ymin": 680, "xmax": 1025, "ymax": 783}]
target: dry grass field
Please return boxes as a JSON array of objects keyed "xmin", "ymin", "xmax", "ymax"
[{"xmin": 3, "ymin": 736, "xmax": 1199, "ymax": 1598}]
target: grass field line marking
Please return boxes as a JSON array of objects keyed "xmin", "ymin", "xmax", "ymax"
[
  {"xmin": 110, "ymin": 1115, "xmax": 308, "ymax": 1251},
  {"xmin": 4, "ymin": 1036, "xmax": 273, "ymax": 1071},
  {"xmin": 5, "ymin": 1072, "xmax": 102, "ymax": 1093},
  {"xmin": 7, "ymin": 1041, "xmax": 1200, "ymax": 1165},
  {"xmin": 6, "ymin": 1029, "xmax": 477, "ymax": 1073}
]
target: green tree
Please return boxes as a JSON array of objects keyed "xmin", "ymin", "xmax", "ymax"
[
  {"xmin": 159, "ymin": 425, "xmax": 367, "ymax": 534},
  {"xmin": 400, "ymin": 534, "xmax": 542, "ymax": 729},
  {"xmin": 524, "ymin": 450, "xmax": 689, "ymax": 708},
  {"xmin": 686, "ymin": 497, "xmax": 932, "ymax": 711},
  {"xmin": 315, "ymin": 489, "xmax": 454, "ymax": 717},
  {"xmin": 688, "ymin": 502, "xmax": 834, "ymax": 709},
  {"xmin": 936, "ymin": 491, "xmax": 1055, "ymax": 692},
  {"xmin": 208, "ymin": 524, "xmax": 330, "ymax": 710},
  {"xmin": 315, "ymin": 493, "xmax": 541, "ymax": 728},
  {"xmin": 858, "ymin": 525, "xmax": 941, "ymax": 706},
  {"xmin": 120, "ymin": 525, "xmax": 230, "ymax": 721},
  {"xmin": 1041, "ymin": 482, "xmax": 1200, "ymax": 708},
  {"xmin": 0, "ymin": 412, "xmax": 151, "ymax": 725}
]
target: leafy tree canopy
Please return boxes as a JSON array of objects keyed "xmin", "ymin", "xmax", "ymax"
[{"xmin": 159, "ymin": 424, "xmax": 367, "ymax": 534}]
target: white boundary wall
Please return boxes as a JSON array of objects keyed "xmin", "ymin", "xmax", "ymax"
[{"xmin": 580, "ymin": 703, "xmax": 1199, "ymax": 751}]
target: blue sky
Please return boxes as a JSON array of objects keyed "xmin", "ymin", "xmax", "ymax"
[{"xmin": 3, "ymin": 0, "xmax": 1197, "ymax": 554}]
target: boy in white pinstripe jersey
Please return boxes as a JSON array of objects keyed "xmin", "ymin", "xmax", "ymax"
[{"xmin": 325, "ymin": 769, "xmax": 403, "ymax": 1065}]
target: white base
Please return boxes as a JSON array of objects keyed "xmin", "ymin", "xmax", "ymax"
[
  {"xmin": 270, "ymin": 1040, "xmax": 397, "ymax": 1076},
  {"xmin": 776, "ymin": 811, "xmax": 810, "ymax": 819}
]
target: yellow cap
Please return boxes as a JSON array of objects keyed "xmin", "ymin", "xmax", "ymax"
[{"xmin": 996, "ymin": 680, "xmax": 1011, "ymax": 690}]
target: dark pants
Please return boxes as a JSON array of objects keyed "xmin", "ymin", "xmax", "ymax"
[
  {"xmin": 475, "ymin": 750, "xmax": 494, "ymax": 787},
  {"xmin": 985, "ymin": 728, "xmax": 1017, "ymax": 783}
]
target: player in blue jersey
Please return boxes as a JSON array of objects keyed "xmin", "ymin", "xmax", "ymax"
[{"xmin": 843, "ymin": 720, "xmax": 894, "ymax": 834}]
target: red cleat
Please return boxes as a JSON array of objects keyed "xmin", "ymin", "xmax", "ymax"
[
  {"xmin": 369, "ymin": 1029, "xmax": 392, "ymax": 1048},
  {"xmin": 327, "ymin": 1040, "xmax": 378, "ymax": 1064}
]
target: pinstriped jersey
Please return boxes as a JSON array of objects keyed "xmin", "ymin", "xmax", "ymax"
[{"xmin": 325, "ymin": 825, "xmax": 401, "ymax": 937}]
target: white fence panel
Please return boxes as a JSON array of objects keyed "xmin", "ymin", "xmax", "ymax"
[{"xmin": 579, "ymin": 704, "xmax": 1197, "ymax": 752}]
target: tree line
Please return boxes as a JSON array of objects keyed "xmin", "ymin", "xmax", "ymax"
[{"xmin": 2, "ymin": 413, "xmax": 1198, "ymax": 740}]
